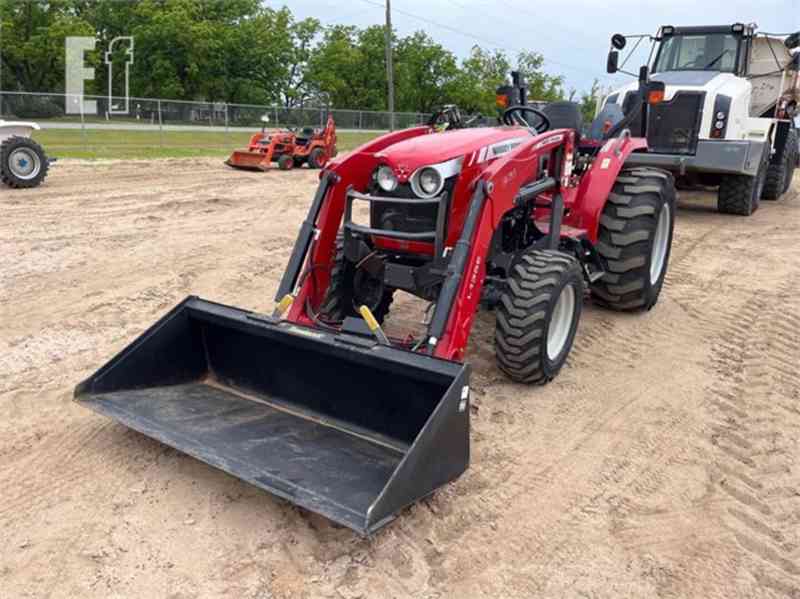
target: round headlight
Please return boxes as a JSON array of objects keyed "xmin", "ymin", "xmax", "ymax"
[
  {"xmin": 715, "ymin": 120, "xmax": 725, "ymax": 130},
  {"xmin": 376, "ymin": 165, "xmax": 397, "ymax": 192},
  {"xmin": 418, "ymin": 167, "xmax": 443, "ymax": 196},
  {"xmin": 716, "ymin": 111, "xmax": 726, "ymax": 120}
]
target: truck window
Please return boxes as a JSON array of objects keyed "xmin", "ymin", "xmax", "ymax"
[{"xmin": 653, "ymin": 33, "xmax": 740, "ymax": 73}]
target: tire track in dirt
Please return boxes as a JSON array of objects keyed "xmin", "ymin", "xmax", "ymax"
[
  {"xmin": 0, "ymin": 418, "xmax": 166, "ymax": 521},
  {"xmin": 703, "ymin": 274, "xmax": 800, "ymax": 584}
]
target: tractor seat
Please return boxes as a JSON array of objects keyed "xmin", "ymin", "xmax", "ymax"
[
  {"xmin": 541, "ymin": 101, "xmax": 583, "ymax": 143},
  {"xmin": 295, "ymin": 127, "xmax": 316, "ymax": 146}
]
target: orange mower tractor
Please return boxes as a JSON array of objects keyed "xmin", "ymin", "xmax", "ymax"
[
  {"xmin": 76, "ymin": 73, "xmax": 677, "ymax": 535},
  {"xmin": 226, "ymin": 115, "xmax": 337, "ymax": 171}
]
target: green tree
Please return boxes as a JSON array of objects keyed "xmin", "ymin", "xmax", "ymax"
[
  {"xmin": 448, "ymin": 46, "xmax": 511, "ymax": 114},
  {"xmin": 306, "ymin": 25, "xmax": 388, "ymax": 110},
  {"xmin": 516, "ymin": 51, "xmax": 564, "ymax": 102},
  {"xmin": 1, "ymin": 2, "xmax": 578, "ymax": 117},
  {"xmin": 0, "ymin": 0, "xmax": 94, "ymax": 93},
  {"xmin": 280, "ymin": 16, "xmax": 321, "ymax": 108},
  {"xmin": 579, "ymin": 78, "xmax": 601, "ymax": 125},
  {"xmin": 393, "ymin": 32, "xmax": 459, "ymax": 113}
]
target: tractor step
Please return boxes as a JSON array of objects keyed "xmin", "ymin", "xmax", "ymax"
[{"xmin": 74, "ymin": 297, "xmax": 469, "ymax": 535}]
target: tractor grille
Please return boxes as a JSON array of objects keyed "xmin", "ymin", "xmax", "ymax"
[
  {"xmin": 622, "ymin": 91, "xmax": 705, "ymax": 155},
  {"xmin": 647, "ymin": 92, "xmax": 705, "ymax": 155},
  {"xmin": 370, "ymin": 182, "xmax": 449, "ymax": 235}
]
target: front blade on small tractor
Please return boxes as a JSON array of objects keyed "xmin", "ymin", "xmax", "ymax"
[
  {"xmin": 74, "ymin": 297, "xmax": 469, "ymax": 535},
  {"xmin": 225, "ymin": 150, "xmax": 270, "ymax": 171}
]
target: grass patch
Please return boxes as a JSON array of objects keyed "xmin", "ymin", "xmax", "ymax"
[{"xmin": 33, "ymin": 128, "xmax": 380, "ymax": 160}]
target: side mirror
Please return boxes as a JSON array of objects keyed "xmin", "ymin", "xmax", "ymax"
[
  {"xmin": 785, "ymin": 31, "xmax": 800, "ymax": 50},
  {"xmin": 611, "ymin": 34, "xmax": 627, "ymax": 50},
  {"xmin": 607, "ymin": 50, "xmax": 619, "ymax": 74}
]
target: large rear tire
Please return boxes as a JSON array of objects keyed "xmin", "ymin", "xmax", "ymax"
[
  {"xmin": 319, "ymin": 235, "xmax": 393, "ymax": 323},
  {"xmin": 308, "ymin": 147, "xmax": 327, "ymax": 169},
  {"xmin": 718, "ymin": 149, "xmax": 768, "ymax": 215},
  {"xmin": 591, "ymin": 168, "xmax": 676, "ymax": 311},
  {"xmin": 495, "ymin": 249, "xmax": 583, "ymax": 384},
  {"xmin": 1, "ymin": 136, "xmax": 49, "ymax": 189}
]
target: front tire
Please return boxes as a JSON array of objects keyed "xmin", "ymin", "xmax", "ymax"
[
  {"xmin": 1, "ymin": 136, "xmax": 49, "ymax": 189},
  {"xmin": 495, "ymin": 249, "xmax": 583, "ymax": 384},
  {"xmin": 718, "ymin": 149, "xmax": 768, "ymax": 215},
  {"xmin": 277, "ymin": 154, "xmax": 294, "ymax": 170},
  {"xmin": 319, "ymin": 235, "xmax": 393, "ymax": 323},
  {"xmin": 591, "ymin": 168, "xmax": 676, "ymax": 311}
]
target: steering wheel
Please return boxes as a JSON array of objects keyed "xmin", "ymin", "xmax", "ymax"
[{"xmin": 502, "ymin": 105, "xmax": 551, "ymax": 133}]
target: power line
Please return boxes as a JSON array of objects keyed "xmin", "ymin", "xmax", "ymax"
[
  {"xmin": 477, "ymin": 0, "xmax": 603, "ymax": 55},
  {"xmin": 357, "ymin": 0, "xmax": 599, "ymax": 79}
]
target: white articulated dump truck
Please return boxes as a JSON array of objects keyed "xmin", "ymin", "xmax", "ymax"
[{"xmin": 603, "ymin": 24, "xmax": 799, "ymax": 216}]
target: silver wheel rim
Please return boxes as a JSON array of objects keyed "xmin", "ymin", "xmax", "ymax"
[
  {"xmin": 650, "ymin": 203, "xmax": 670, "ymax": 285},
  {"xmin": 8, "ymin": 148, "xmax": 41, "ymax": 180},
  {"xmin": 547, "ymin": 284, "xmax": 576, "ymax": 361}
]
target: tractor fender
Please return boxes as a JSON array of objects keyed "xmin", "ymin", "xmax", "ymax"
[
  {"xmin": 570, "ymin": 135, "xmax": 648, "ymax": 243},
  {"xmin": 0, "ymin": 120, "xmax": 41, "ymax": 143}
]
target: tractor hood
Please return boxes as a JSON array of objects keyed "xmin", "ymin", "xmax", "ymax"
[{"xmin": 374, "ymin": 126, "xmax": 532, "ymax": 177}]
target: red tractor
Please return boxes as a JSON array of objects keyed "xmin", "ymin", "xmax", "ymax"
[
  {"xmin": 226, "ymin": 115, "xmax": 337, "ymax": 171},
  {"xmin": 76, "ymin": 78, "xmax": 676, "ymax": 535}
]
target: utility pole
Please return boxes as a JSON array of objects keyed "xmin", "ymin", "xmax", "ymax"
[{"xmin": 385, "ymin": 0, "xmax": 395, "ymax": 131}]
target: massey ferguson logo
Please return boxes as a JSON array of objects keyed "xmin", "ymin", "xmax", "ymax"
[{"xmin": 533, "ymin": 134, "xmax": 565, "ymax": 150}]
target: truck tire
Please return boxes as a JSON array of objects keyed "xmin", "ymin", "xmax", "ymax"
[
  {"xmin": 495, "ymin": 249, "xmax": 583, "ymax": 384},
  {"xmin": 718, "ymin": 149, "xmax": 768, "ymax": 215},
  {"xmin": 319, "ymin": 235, "xmax": 393, "ymax": 323},
  {"xmin": 1, "ymin": 136, "xmax": 49, "ymax": 189},
  {"xmin": 782, "ymin": 128, "xmax": 798, "ymax": 194},
  {"xmin": 763, "ymin": 129, "xmax": 797, "ymax": 200},
  {"xmin": 591, "ymin": 168, "xmax": 676, "ymax": 311}
]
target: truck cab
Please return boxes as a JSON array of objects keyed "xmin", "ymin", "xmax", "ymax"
[{"xmin": 603, "ymin": 24, "xmax": 799, "ymax": 215}]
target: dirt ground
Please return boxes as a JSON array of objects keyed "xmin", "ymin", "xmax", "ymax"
[{"xmin": 1, "ymin": 158, "xmax": 798, "ymax": 598}]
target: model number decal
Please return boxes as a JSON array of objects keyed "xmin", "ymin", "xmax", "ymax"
[{"xmin": 466, "ymin": 256, "xmax": 483, "ymax": 300}]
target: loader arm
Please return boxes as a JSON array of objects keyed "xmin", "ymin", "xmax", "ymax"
[
  {"xmin": 430, "ymin": 130, "xmax": 577, "ymax": 361},
  {"xmin": 283, "ymin": 126, "xmax": 432, "ymax": 320}
]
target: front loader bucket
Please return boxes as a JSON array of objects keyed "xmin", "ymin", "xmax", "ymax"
[
  {"xmin": 75, "ymin": 297, "xmax": 469, "ymax": 535},
  {"xmin": 225, "ymin": 150, "xmax": 270, "ymax": 171}
]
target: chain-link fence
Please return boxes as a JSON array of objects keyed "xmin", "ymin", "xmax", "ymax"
[
  {"xmin": 0, "ymin": 91, "xmax": 429, "ymax": 131},
  {"xmin": 0, "ymin": 91, "xmax": 430, "ymax": 157}
]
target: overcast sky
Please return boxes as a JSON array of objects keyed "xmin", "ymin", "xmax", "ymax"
[{"xmin": 267, "ymin": 0, "xmax": 800, "ymax": 94}]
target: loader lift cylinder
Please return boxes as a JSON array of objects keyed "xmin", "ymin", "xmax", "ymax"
[{"xmin": 275, "ymin": 171, "xmax": 337, "ymax": 301}]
